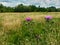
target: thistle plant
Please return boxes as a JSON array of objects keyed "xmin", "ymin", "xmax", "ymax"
[
  {"xmin": 45, "ymin": 16, "xmax": 52, "ymax": 22},
  {"xmin": 21, "ymin": 17, "xmax": 41, "ymax": 45},
  {"xmin": 44, "ymin": 16, "xmax": 57, "ymax": 45},
  {"xmin": 25, "ymin": 17, "xmax": 32, "ymax": 21},
  {"xmin": 21, "ymin": 17, "xmax": 34, "ymax": 45}
]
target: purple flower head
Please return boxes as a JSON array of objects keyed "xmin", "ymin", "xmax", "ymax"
[
  {"xmin": 45, "ymin": 16, "xmax": 52, "ymax": 20},
  {"xmin": 26, "ymin": 17, "xmax": 32, "ymax": 21}
]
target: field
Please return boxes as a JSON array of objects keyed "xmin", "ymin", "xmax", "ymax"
[{"xmin": 0, "ymin": 12, "xmax": 60, "ymax": 45}]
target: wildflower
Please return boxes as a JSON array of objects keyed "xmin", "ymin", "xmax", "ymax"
[
  {"xmin": 45, "ymin": 16, "xmax": 52, "ymax": 22},
  {"xmin": 26, "ymin": 17, "xmax": 32, "ymax": 21},
  {"xmin": 45, "ymin": 16, "xmax": 52, "ymax": 20}
]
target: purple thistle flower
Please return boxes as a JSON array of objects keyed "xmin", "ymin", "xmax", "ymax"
[
  {"xmin": 45, "ymin": 16, "xmax": 52, "ymax": 20},
  {"xmin": 26, "ymin": 17, "xmax": 32, "ymax": 21}
]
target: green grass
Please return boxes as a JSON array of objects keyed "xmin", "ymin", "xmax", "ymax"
[{"xmin": 0, "ymin": 12, "xmax": 60, "ymax": 45}]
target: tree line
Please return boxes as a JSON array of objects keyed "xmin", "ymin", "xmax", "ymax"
[{"xmin": 0, "ymin": 4, "xmax": 60, "ymax": 12}]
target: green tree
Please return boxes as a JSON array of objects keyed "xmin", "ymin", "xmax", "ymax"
[{"xmin": 47, "ymin": 6, "xmax": 57, "ymax": 12}]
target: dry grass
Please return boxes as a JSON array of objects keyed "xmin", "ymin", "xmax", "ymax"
[
  {"xmin": 0, "ymin": 12, "xmax": 60, "ymax": 30},
  {"xmin": 0, "ymin": 12, "xmax": 60, "ymax": 45}
]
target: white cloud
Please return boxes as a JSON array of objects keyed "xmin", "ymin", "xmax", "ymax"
[{"xmin": 0, "ymin": 0, "xmax": 60, "ymax": 8}]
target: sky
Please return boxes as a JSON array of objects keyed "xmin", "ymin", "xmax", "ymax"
[{"xmin": 0, "ymin": 0, "xmax": 60, "ymax": 8}]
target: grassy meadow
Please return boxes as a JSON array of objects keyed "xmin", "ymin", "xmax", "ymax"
[{"xmin": 0, "ymin": 12, "xmax": 60, "ymax": 45}]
